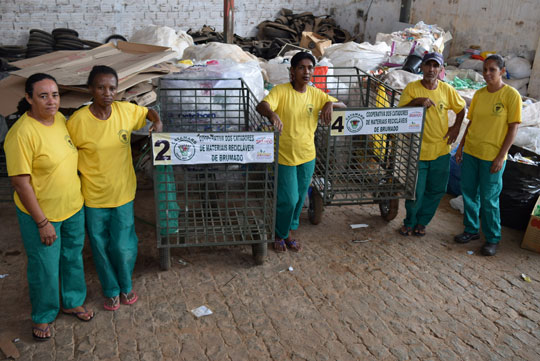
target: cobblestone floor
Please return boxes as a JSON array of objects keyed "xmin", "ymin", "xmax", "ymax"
[{"xmin": 1, "ymin": 190, "xmax": 539, "ymax": 361}]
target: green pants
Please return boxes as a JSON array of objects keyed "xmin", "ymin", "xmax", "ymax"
[
  {"xmin": 275, "ymin": 159, "xmax": 315, "ymax": 239},
  {"xmin": 17, "ymin": 207, "xmax": 86, "ymax": 324},
  {"xmin": 461, "ymin": 152, "xmax": 505, "ymax": 244},
  {"xmin": 85, "ymin": 201, "xmax": 138, "ymax": 298},
  {"xmin": 404, "ymin": 153, "xmax": 450, "ymax": 228}
]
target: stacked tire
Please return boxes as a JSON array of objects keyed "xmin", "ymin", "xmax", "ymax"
[
  {"xmin": 53, "ymin": 28, "xmax": 84, "ymax": 50},
  {"xmin": 26, "ymin": 29, "xmax": 55, "ymax": 58}
]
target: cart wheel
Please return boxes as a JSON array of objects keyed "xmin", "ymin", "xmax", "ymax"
[
  {"xmin": 308, "ymin": 188, "xmax": 323, "ymax": 225},
  {"xmin": 379, "ymin": 199, "xmax": 399, "ymax": 221},
  {"xmin": 252, "ymin": 243, "xmax": 267, "ymax": 265},
  {"xmin": 159, "ymin": 247, "xmax": 171, "ymax": 270}
]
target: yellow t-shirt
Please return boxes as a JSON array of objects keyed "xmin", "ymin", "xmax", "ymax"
[
  {"xmin": 464, "ymin": 85, "xmax": 522, "ymax": 161},
  {"xmin": 398, "ymin": 80, "xmax": 466, "ymax": 161},
  {"xmin": 3, "ymin": 112, "xmax": 83, "ymax": 221},
  {"xmin": 67, "ymin": 101, "xmax": 148, "ymax": 208},
  {"xmin": 263, "ymin": 83, "xmax": 337, "ymax": 166}
]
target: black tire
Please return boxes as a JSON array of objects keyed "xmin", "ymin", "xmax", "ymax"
[
  {"xmin": 308, "ymin": 188, "xmax": 323, "ymax": 225},
  {"xmin": 379, "ymin": 199, "xmax": 399, "ymax": 221},
  {"xmin": 52, "ymin": 28, "xmax": 79, "ymax": 37},
  {"xmin": 252, "ymin": 243, "xmax": 267, "ymax": 265},
  {"xmin": 159, "ymin": 247, "xmax": 171, "ymax": 271},
  {"xmin": 104, "ymin": 34, "xmax": 127, "ymax": 43}
]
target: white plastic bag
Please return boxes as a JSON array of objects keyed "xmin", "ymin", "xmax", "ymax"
[
  {"xmin": 514, "ymin": 126, "xmax": 540, "ymax": 154},
  {"xmin": 505, "ymin": 56, "xmax": 532, "ymax": 79},
  {"xmin": 449, "ymin": 195, "xmax": 464, "ymax": 214},
  {"xmin": 323, "ymin": 41, "xmax": 390, "ymax": 72},
  {"xmin": 130, "ymin": 25, "xmax": 193, "ymax": 59},
  {"xmin": 182, "ymin": 42, "xmax": 257, "ymax": 63}
]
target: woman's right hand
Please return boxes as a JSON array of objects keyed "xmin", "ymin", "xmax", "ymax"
[{"xmin": 39, "ymin": 222, "xmax": 57, "ymax": 246}]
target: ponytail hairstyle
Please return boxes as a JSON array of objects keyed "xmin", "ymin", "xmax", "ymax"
[
  {"xmin": 17, "ymin": 73, "xmax": 58, "ymax": 114},
  {"xmin": 87, "ymin": 65, "xmax": 118, "ymax": 87}
]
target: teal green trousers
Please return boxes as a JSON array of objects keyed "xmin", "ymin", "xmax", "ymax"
[
  {"xmin": 85, "ymin": 201, "xmax": 138, "ymax": 298},
  {"xmin": 17, "ymin": 207, "xmax": 86, "ymax": 324},
  {"xmin": 404, "ymin": 153, "xmax": 450, "ymax": 228},
  {"xmin": 275, "ymin": 159, "xmax": 316, "ymax": 239},
  {"xmin": 461, "ymin": 152, "xmax": 506, "ymax": 244}
]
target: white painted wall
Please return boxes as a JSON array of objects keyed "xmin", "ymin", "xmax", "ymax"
[
  {"xmin": 0, "ymin": 0, "xmax": 368, "ymax": 46},
  {"xmin": 1, "ymin": 0, "xmax": 539, "ymax": 61},
  {"xmin": 410, "ymin": 0, "xmax": 540, "ymax": 59}
]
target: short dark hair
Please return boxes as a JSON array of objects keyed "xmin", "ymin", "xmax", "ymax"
[
  {"xmin": 290, "ymin": 51, "xmax": 316, "ymax": 68},
  {"xmin": 485, "ymin": 54, "xmax": 505, "ymax": 69},
  {"xmin": 87, "ymin": 65, "xmax": 118, "ymax": 87},
  {"xmin": 17, "ymin": 73, "xmax": 58, "ymax": 114}
]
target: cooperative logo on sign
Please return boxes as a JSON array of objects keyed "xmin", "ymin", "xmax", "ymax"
[
  {"xmin": 409, "ymin": 111, "xmax": 423, "ymax": 118},
  {"xmin": 173, "ymin": 138, "xmax": 196, "ymax": 161},
  {"xmin": 256, "ymin": 150, "xmax": 272, "ymax": 159},
  {"xmin": 255, "ymin": 136, "xmax": 273, "ymax": 144},
  {"xmin": 346, "ymin": 114, "xmax": 364, "ymax": 133}
]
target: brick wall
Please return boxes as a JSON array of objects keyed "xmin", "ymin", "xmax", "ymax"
[{"xmin": 0, "ymin": 0, "xmax": 370, "ymax": 46}]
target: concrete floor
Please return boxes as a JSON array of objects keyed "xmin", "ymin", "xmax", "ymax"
[{"xmin": 1, "ymin": 188, "xmax": 539, "ymax": 361}]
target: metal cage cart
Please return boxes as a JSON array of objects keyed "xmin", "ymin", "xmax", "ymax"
[
  {"xmin": 308, "ymin": 67, "xmax": 425, "ymax": 224},
  {"xmin": 153, "ymin": 76, "xmax": 278, "ymax": 270},
  {"xmin": 0, "ymin": 145, "xmax": 12, "ymax": 203}
]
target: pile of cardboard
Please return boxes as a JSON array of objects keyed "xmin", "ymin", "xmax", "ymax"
[{"xmin": 0, "ymin": 41, "xmax": 178, "ymax": 117}]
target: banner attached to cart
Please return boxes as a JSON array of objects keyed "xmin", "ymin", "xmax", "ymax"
[
  {"xmin": 330, "ymin": 107, "xmax": 424, "ymax": 136},
  {"xmin": 151, "ymin": 132, "xmax": 274, "ymax": 165}
]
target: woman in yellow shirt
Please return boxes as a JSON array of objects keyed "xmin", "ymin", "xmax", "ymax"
[
  {"xmin": 256, "ymin": 52, "xmax": 344, "ymax": 252},
  {"xmin": 455, "ymin": 55, "xmax": 522, "ymax": 256},
  {"xmin": 67, "ymin": 66, "xmax": 162, "ymax": 310},
  {"xmin": 4, "ymin": 73, "xmax": 93, "ymax": 341}
]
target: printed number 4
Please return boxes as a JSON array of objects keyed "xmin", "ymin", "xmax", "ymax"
[
  {"xmin": 154, "ymin": 140, "xmax": 171, "ymax": 161},
  {"xmin": 331, "ymin": 116, "xmax": 344, "ymax": 132}
]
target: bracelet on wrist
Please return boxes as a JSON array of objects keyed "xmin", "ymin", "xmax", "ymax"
[
  {"xmin": 37, "ymin": 220, "xmax": 49, "ymax": 229},
  {"xmin": 36, "ymin": 217, "xmax": 48, "ymax": 226}
]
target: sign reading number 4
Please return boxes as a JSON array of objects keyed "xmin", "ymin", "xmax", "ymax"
[
  {"xmin": 331, "ymin": 115, "xmax": 344, "ymax": 133},
  {"xmin": 154, "ymin": 139, "xmax": 171, "ymax": 161}
]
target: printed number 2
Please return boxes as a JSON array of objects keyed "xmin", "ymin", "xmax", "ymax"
[
  {"xmin": 154, "ymin": 140, "xmax": 171, "ymax": 161},
  {"xmin": 331, "ymin": 116, "xmax": 344, "ymax": 133}
]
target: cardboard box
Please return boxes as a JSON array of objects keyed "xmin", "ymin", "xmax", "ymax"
[
  {"xmin": 0, "ymin": 41, "xmax": 177, "ymax": 116},
  {"xmin": 299, "ymin": 32, "xmax": 332, "ymax": 58},
  {"xmin": 521, "ymin": 196, "xmax": 540, "ymax": 252}
]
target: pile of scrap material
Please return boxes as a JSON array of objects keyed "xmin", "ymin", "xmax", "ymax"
[
  {"xmin": 188, "ymin": 8, "xmax": 351, "ymax": 60},
  {"xmin": 0, "ymin": 41, "xmax": 178, "ymax": 117},
  {"xmin": 0, "ymin": 28, "xmax": 102, "ymax": 62}
]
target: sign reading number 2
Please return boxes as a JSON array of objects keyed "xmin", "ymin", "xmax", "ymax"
[{"xmin": 154, "ymin": 139, "xmax": 171, "ymax": 161}]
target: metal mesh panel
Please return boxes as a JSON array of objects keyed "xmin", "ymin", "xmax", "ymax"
[
  {"xmin": 0, "ymin": 145, "xmax": 12, "ymax": 202},
  {"xmin": 155, "ymin": 77, "xmax": 278, "ymax": 248},
  {"xmin": 311, "ymin": 67, "xmax": 423, "ymax": 206}
]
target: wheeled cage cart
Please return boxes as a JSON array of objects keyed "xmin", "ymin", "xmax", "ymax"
[
  {"xmin": 153, "ymin": 77, "xmax": 278, "ymax": 270},
  {"xmin": 308, "ymin": 67, "xmax": 425, "ymax": 224},
  {"xmin": 0, "ymin": 146, "xmax": 11, "ymax": 203}
]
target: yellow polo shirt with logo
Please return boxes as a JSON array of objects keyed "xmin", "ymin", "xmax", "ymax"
[
  {"xmin": 399, "ymin": 80, "xmax": 466, "ymax": 161},
  {"xmin": 4, "ymin": 112, "xmax": 83, "ymax": 221},
  {"xmin": 464, "ymin": 85, "xmax": 522, "ymax": 161},
  {"xmin": 67, "ymin": 101, "xmax": 148, "ymax": 208},
  {"xmin": 263, "ymin": 83, "xmax": 337, "ymax": 166}
]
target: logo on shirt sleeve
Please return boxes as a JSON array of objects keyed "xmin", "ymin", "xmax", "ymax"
[
  {"xmin": 118, "ymin": 129, "xmax": 129, "ymax": 144},
  {"xmin": 493, "ymin": 103, "xmax": 504, "ymax": 114}
]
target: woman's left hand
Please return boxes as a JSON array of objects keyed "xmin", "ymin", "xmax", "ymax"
[
  {"xmin": 490, "ymin": 155, "xmax": 505, "ymax": 173},
  {"xmin": 149, "ymin": 120, "xmax": 163, "ymax": 133},
  {"xmin": 320, "ymin": 102, "xmax": 333, "ymax": 125}
]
